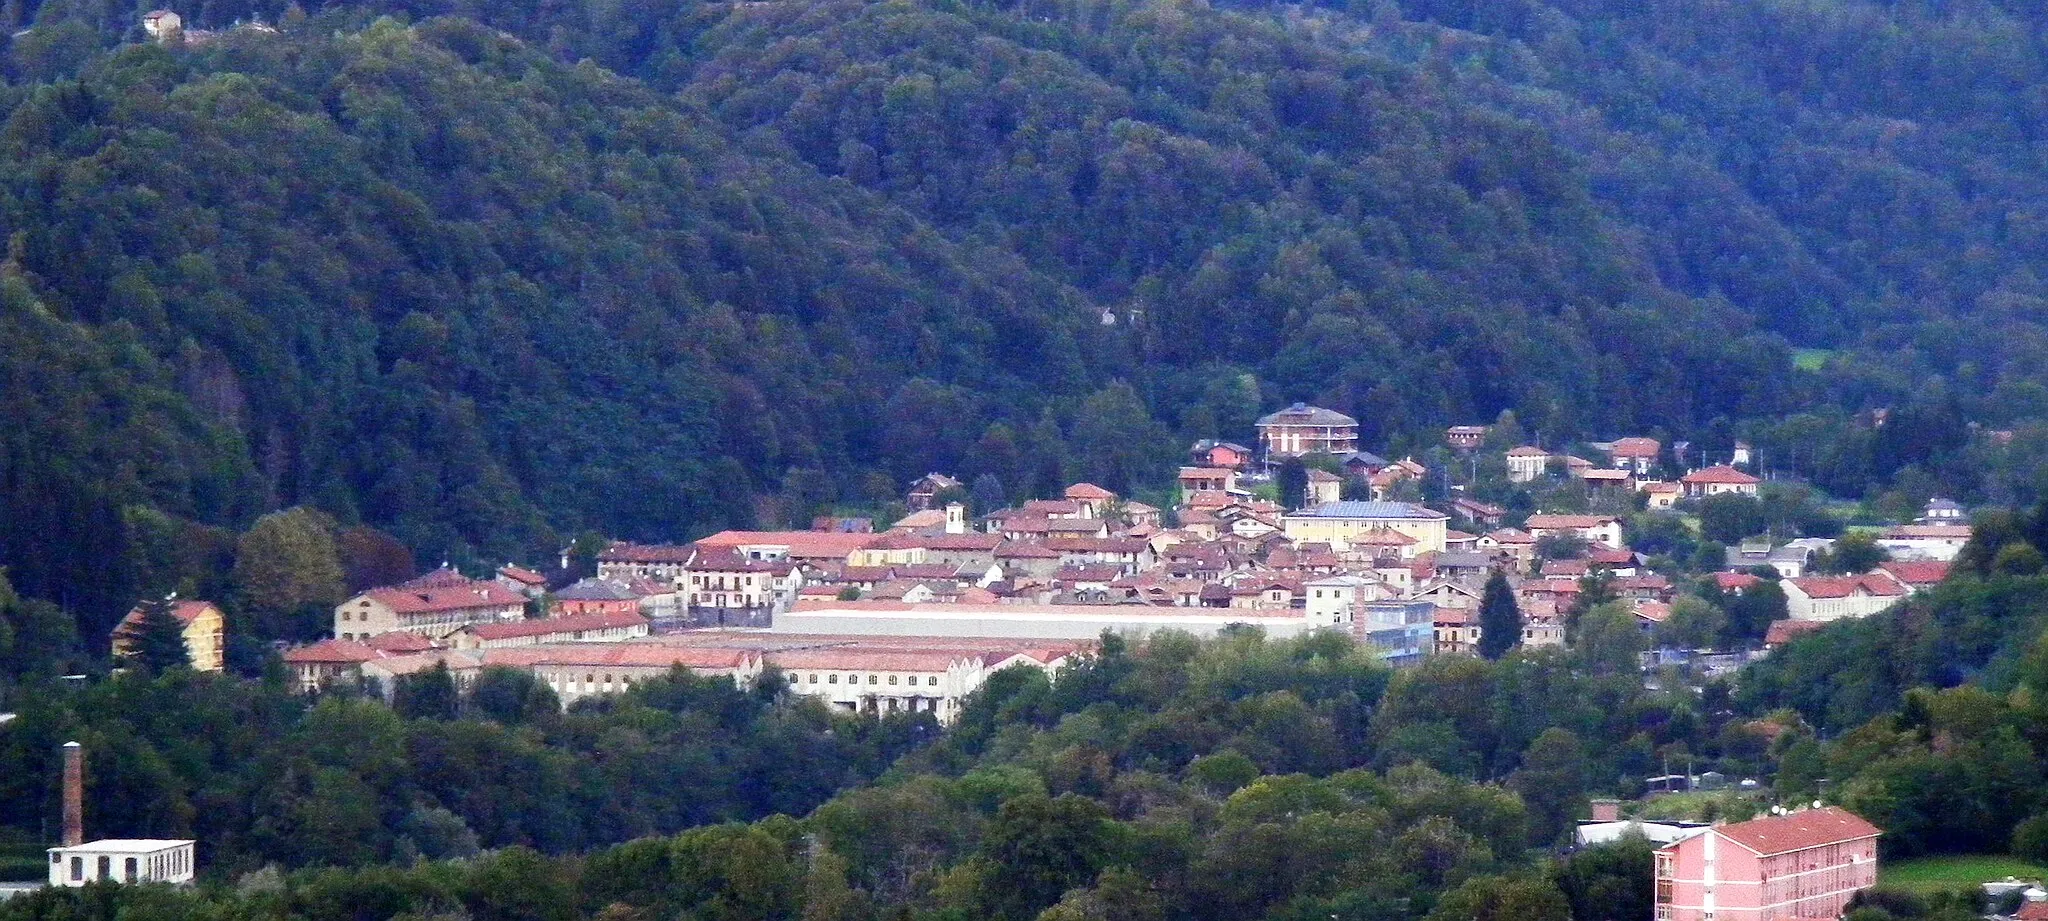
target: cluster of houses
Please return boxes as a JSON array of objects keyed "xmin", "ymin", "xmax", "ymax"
[{"xmin": 94, "ymin": 402, "xmax": 1952, "ymax": 723}]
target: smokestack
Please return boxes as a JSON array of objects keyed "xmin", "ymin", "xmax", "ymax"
[{"xmin": 61, "ymin": 741, "xmax": 83, "ymax": 847}]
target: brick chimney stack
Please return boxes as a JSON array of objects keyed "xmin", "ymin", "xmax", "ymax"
[{"xmin": 61, "ymin": 741, "xmax": 84, "ymax": 847}]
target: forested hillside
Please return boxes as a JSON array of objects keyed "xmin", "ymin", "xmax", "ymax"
[{"xmin": 5, "ymin": 0, "xmax": 2048, "ymax": 633}]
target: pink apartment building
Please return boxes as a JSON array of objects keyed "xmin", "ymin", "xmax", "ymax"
[{"xmin": 1654, "ymin": 807, "xmax": 1880, "ymax": 921}]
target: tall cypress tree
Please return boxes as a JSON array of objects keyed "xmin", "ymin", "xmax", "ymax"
[{"xmin": 1477, "ymin": 570, "xmax": 1522, "ymax": 660}]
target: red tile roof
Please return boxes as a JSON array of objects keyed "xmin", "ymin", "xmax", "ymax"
[
  {"xmin": 497, "ymin": 565, "xmax": 548, "ymax": 586},
  {"xmin": 600, "ymin": 542, "xmax": 694, "ymax": 563},
  {"xmin": 1881, "ymin": 524, "xmax": 1972, "ymax": 539},
  {"xmin": 284, "ymin": 639, "xmax": 383, "ymax": 664},
  {"xmin": 362, "ymin": 579, "xmax": 528, "ymax": 614},
  {"xmin": 1789, "ymin": 574, "xmax": 1906, "ymax": 599},
  {"xmin": 1764, "ymin": 619, "xmax": 1826, "ymax": 646},
  {"xmin": 1878, "ymin": 561, "xmax": 1951, "ymax": 586},
  {"xmin": 1610, "ymin": 437, "xmax": 1661, "ymax": 458},
  {"xmin": 1507, "ymin": 446, "xmax": 1550, "ymax": 457},
  {"xmin": 118, "ymin": 600, "xmax": 219, "ymax": 630},
  {"xmin": 994, "ymin": 541, "xmax": 1062, "ymax": 559},
  {"xmin": 1710, "ymin": 807, "xmax": 1880, "ymax": 856},
  {"xmin": 367, "ymin": 631, "xmax": 442, "ymax": 652},
  {"xmin": 694, "ymin": 530, "xmax": 881, "ymax": 560},
  {"xmin": 464, "ymin": 610, "xmax": 648, "ymax": 641},
  {"xmin": 1715, "ymin": 572, "xmax": 1763, "ymax": 591},
  {"xmin": 484, "ymin": 645, "xmax": 756, "ymax": 670},
  {"xmin": 1682, "ymin": 465, "xmax": 1760, "ymax": 485},
  {"xmin": 1064, "ymin": 483, "xmax": 1116, "ymax": 500},
  {"xmin": 1525, "ymin": 514, "xmax": 1618, "ymax": 530}
]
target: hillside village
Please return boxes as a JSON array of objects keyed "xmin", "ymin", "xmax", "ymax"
[{"xmin": 136, "ymin": 403, "xmax": 1962, "ymax": 723}]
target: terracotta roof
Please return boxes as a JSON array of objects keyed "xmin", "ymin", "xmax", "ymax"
[
  {"xmin": 1878, "ymin": 561, "xmax": 1951, "ymax": 586},
  {"xmin": 118, "ymin": 600, "xmax": 219, "ymax": 630},
  {"xmin": 484, "ymin": 645, "xmax": 756, "ymax": 670},
  {"xmin": 1881, "ymin": 525, "xmax": 1972, "ymax": 539},
  {"xmin": 891, "ymin": 509, "xmax": 948, "ymax": 530},
  {"xmin": 1644, "ymin": 481, "xmax": 1683, "ymax": 495},
  {"xmin": 1541, "ymin": 560, "xmax": 1589, "ymax": 576},
  {"xmin": 1487, "ymin": 528, "xmax": 1536, "ymax": 544},
  {"xmin": 367, "ymin": 632, "xmax": 442, "ymax": 652},
  {"xmin": 360, "ymin": 579, "xmax": 527, "ymax": 614},
  {"xmin": 1708, "ymin": 807, "xmax": 1880, "ymax": 856},
  {"xmin": 284, "ymin": 639, "xmax": 382, "ymax": 664},
  {"xmin": 907, "ymin": 533, "xmax": 1005, "ymax": 551},
  {"xmin": 1633, "ymin": 601, "xmax": 1672, "ymax": 623},
  {"xmin": 1525, "ymin": 514, "xmax": 1618, "ymax": 530},
  {"xmin": 1788, "ymin": 574, "xmax": 1906, "ymax": 599},
  {"xmin": 1580, "ymin": 469, "xmax": 1633, "ymax": 481},
  {"xmin": 464, "ymin": 610, "xmax": 647, "ymax": 641},
  {"xmin": 1044, "ymin": 537, "xmax": 1148, "ymax": 554},
  {"xmin": 1682, "ymin": 465, "xmax": 1761, "ymax": 485},
  {"xmin": 1507, "ymin": 446, "xmax": 1550, "ymax": 457},
  {"xmin": 683, "ymin": 547, "xmax": 797, "ymax": 573},
  {"xmin": 1714, "ymin": 572, "xmax": 1763, "ymax": 591},
  {"xmin": 497, "ymin": 565, "xmax": 548, "ymax": 586},
  {"xmin": 2015, "ymin": 902, "xmax": 2048, "ymax": 921},
  {"xmin": 1609, "ymin": 437, "xmax": 1661, "ymax": 458},
  {"xmin": 1764, "ymin": 619, "xmax": 1826, "ymax": 645},
  {"xmin": 1305, "ymin": 469, "xmax": 1342, "ymax": 483},
  {"xmin": 1064, "ymin": 483, "xmax": 1116, "ymax": 500},
  {"xmin": 994, "ymin": 541, "xmax": 1062, "ymax": 559},
  {"xmin": 694, "ymin": 530, "xmax": 881, "ymax": 559}
]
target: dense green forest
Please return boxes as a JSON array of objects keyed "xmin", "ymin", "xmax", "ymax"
[{"xmin": 6, "ymin": 0, "xmax": 2048, "ymax": 636}]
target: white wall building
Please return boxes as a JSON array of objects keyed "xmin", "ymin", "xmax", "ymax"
[
  {"xmin": 774, "ymin": 600, "xmax": 1314, "ymax": 640},
  {"xmin": 48, "ymin": 840, "xmax": 196, "ymax": 888}
]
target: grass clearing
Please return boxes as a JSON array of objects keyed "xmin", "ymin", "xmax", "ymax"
[
  {"xmin": 1793, "ymin": 348, "xmax": 1836, "ymax": 372},
  {"xmin": 1880, "ymin": 855, "xmax": 2048, "ymax": 894}
]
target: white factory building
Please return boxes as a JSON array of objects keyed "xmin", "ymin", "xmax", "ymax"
[
  {"xmin": 47, "ymin": 840, "xmax": 196, "ymax": 887},
  {"xmin": 773, "ymin": 600, "xmax": 1315, "ymax": 640}
]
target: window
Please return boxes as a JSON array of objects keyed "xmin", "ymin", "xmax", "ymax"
[
  {"xmin": 828, "ymin": 674, "xmax": 838, "ymax": 684},
  {"xmin": 807, "ymin": 673, "xmax": 818, "ymax": 684},
  {"xmin": 868, "ymin": 675, "xmax": 878, "ymax": 684},
  {"xmin": 98, "ymin": 856, "xmax": 110, "ymax": 880},
  {"xmin": 888, "ymin": 675, "xmax": 898, "ymax": 685},
  {"xmin": 71, "ymin": 856, "xmax": 82, "ymax": 881},
  {"xmin": 127, "ymin": 857, "xmax": 137, "ymax": 882},
  {"xmin": 927, "ymin": 676, "xmax": 938, "ymax": 686}
]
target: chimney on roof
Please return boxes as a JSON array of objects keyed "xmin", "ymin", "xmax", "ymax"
[{"xmin": 61, "ymin": 741, "xmax": 84, "ymax": 847}]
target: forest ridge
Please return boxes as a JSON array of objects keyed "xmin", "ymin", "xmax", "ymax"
[{"xmin": 3, "ymin": 0, "xmax": 2047, "ymax": 634}]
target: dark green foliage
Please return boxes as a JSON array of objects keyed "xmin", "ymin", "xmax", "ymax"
[
  {"xmin": 1477, "ymin": 571, "xmax": 1520, "ymax": 660},
  {"xmin": 1814, "ymin": 532, "xmax": 1890, "ymax": 575},
  {"xmin": 1275, "ymin": 457, "xmax": 1309, "ymax": 512},
  {"xmin": 393, "ymin": 662, "xmax": 458, "ymax": 721},
  {"xmin": 1550, "ymin": 836, "xmax": 1655, "ymax": 921}
]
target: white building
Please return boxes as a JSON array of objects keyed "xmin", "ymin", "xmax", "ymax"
[
  {"xmin": 1523, "ymin": 514, "xmax": 1625, "ymax": 550},
  {"xmin": 771, "ymin": 645, "xmax": 1072, "ymax": 723},
  {"xmin": 1506, "ymin": 447, "xmax": 1550, "ymax": 483},
  {"xmin": 1876, "ymin": 525, "xmax": 1972, "ymax": 562},
  {"xmin": 1783, "ymin": 574, "xmax": 1908, "ymax": 622},
  {"xmin": 48, "ymin": 840, "xmax": 196, "ymax": 888},
  {"xmin": 1304, "ymin": 575, "xmax": 1385, "ymax": 630},
  {"xmin": 333, "ymin": 569, "xmax": 527, "ymax": 640},
  {"xmin": 776, "ymin": 600, "xmax": 1315, "ymax": 640}
]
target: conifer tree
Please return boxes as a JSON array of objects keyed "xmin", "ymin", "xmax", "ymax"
[
  {"xmin": 1477, "ymin": 570, "xmax": 1521, "ymax": 660},
  {"xmin": 125, "ymin": 596, "xmax": 191, "ymax": 673}
]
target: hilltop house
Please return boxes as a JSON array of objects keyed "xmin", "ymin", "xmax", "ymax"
[
  {"xmin": 1608, "ymin": 437, "xmax": 1661, "ymax": 475},
  {"xmin": 1507, "ymin": 446, "xmax": 1550, "ymax": 483},
  {"xmin": 1257, "ymin": 403, "xmax": 1359, "ymax": 459},
  {"xmin": 906, "ymin": 473, "xmax": 964, "ymax": 511},
  {"xmin": 1782, "ymin": 574, "xmax": 1907, "ymax": 622},
  {"xmin": 1682, "ymin": 465, "xmax": 1761, "ymax": 498},
  {"xmin": 111, "ymin": 600, "xmax": 225, "ymax": 672}
]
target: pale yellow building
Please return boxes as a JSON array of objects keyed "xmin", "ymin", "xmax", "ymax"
[
  {"xmin": 1281, "ymin": 501, "xmax": 1450, "ymax": 555},
  {"xmin": 112, "ymin": 600, "xmax": 226, "ymax": 672}
]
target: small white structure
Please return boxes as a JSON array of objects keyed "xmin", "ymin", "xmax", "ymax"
[{"xmin": 48, "ymin": 840, "xmax": 196, "ymax": 887}]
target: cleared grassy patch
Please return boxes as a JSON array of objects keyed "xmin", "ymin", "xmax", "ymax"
[
  {"xmin": 1880, "ymin": 855, "xmax": 2048, "ymax": 894},
  {"xmin": 1793, "ymin": 348, "xmax": 1836, "ymax": 372}
]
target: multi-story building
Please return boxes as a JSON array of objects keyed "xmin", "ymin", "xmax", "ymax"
[
  {"xmin": 111, "ymin": 600, "xmax": 226, "ymax": 672},
  {"xmin": 1654, "ymin": 807, "xmax": 1880, "ymax": 921},
  {"xmin": 1281, "ymin": 501, "xmax": 1450, "ymax": 555},
  {"xmin": 680, "ymin": 547, "xmax": 801, "ymax": 627},
  {"xmin": 1608, "ymin": 437, "xmax": 1662, "ymax": 475},
  {"xmin": 1782, "ymin": 574, "xmax": 1907, "ymax": 622},
  {"xmin": 332, "ymin": 570, "xmax": 527, "ymax": 640},
  {"xmin": 1257, "ymin": 403, "xmax": 1359, "ymax": 458},
  {"xmin": 1524, "ymin": 514, "xmax": 1626, "ymax": 550},
  {"xmin": 1507, "ymin": 446, "xmax": 1551, "ymax": 483},
  {"xmin": 445, "ymin": 610, "xmax": 650, "ymax": 650}
]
